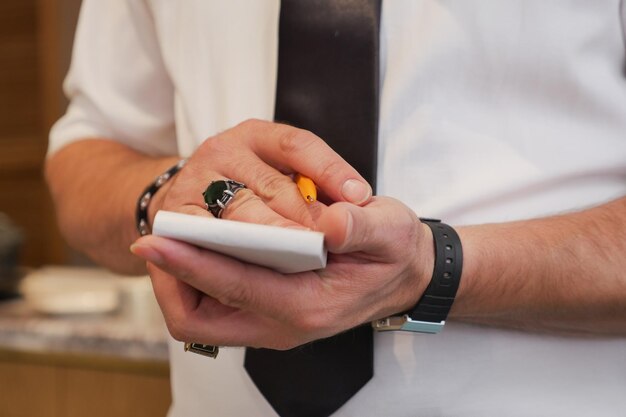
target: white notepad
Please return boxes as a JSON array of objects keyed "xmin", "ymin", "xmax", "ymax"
[{"xmin": 152, "ymin": 211, "xmax": 327, "ymax": 273}]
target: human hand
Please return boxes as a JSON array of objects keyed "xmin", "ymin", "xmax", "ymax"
[
  {"xmin": 149, "ymin": 119, "xmax": 372, "ymax": 229},
  {"xmin": 131, "ymin": 196, "xmax": 434, "ymax": 349}
]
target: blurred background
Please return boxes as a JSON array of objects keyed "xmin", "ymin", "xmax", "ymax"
[
  {"xmin": 1, "ymin": 0, "xmax": 79, "ymax": 268},
  {"xmin": 0, "ymin": 1, "xmax": 171, "ymax": 416}
]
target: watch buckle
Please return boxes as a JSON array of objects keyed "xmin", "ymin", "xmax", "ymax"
[{"xmin": 371, "ymin": 315, "xmax": 444, "ymax": 334}]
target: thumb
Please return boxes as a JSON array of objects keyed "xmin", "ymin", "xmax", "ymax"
[{"xmin": 318, "ymin": 199, "xmax": 397, "ymax": 254}]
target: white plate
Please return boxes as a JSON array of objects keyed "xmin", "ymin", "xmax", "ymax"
[{"xmin": 20, "ymin": 266, "xmax": 122, "ymax": 315}]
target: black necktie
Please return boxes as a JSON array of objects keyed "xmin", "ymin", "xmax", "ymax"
[{"xmin": 245, "ymin": 1, "xmax": 381, "ymax": 416}]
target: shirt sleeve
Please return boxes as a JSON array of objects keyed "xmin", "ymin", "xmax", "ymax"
[{"xmin": 48, "ymin": 0, "xmax": 177, "ymax": 157}]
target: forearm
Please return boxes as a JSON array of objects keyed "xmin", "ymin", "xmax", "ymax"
[
  {"xmin": 45, "ymin": 139, "xmax": 179, "ymax": 275},
  {"xmin": 453, "ymin": 196, "xmax": 626, "ymax": 335}
]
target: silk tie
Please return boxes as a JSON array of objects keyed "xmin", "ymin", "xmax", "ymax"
[{"xmin": 245, "ymin": 1, "xmax": 381, "ymax": 416}]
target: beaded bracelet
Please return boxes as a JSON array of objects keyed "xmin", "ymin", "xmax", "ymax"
[{"xmin": 135, "ymin": 159, "xmax": 187, "ymax": 236}]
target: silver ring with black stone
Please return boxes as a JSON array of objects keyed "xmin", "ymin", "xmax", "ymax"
[{"xmin": 202, "ymin": 179, "xmax": 247, "ymax": 218}]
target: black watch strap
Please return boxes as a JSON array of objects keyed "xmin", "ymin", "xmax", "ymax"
[
  {"xmin": 372, "ymin": 218, "xmax": 463, "ymax": 333},
  {"xmin": 409, "ymin": 218, "xmax": 463, "ymax": 323}
]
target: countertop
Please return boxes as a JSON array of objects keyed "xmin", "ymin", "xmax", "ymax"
[{"xmin": 0, "ymin": 270, "xmax": 169, "ymax": 363}]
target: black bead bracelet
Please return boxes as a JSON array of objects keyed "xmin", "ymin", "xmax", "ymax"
[{"xmin": 135, "ymin": 159, "xmax": 187, "ymax": 236}]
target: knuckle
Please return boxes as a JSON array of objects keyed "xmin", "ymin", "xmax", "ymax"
[
  {"xmin": 388, "ymin": 206, "xmax": 420, "ymax": 252},
  {"xmin": 318, "ymin": 160, "xmax": 345, "ymax": 183},
  {"xmin": 292, "ymin": 311, "xmax": 327, "ymax": 335},
  {"xmin": 171, "ymin": 264, "xmax": 196, "ymax": 286},
  {"xmin": 286, "ymin": 284, "xmax": 337, "ymax": 337},
  {"xmin": 256, "ymin": 171, "xmax": 293, "ymax": 201},
  {"xmin": 224, "ymin": 190, "xmax": 261, "ymax": 218},
  {"xmin": 239, "ymin": 118, "xmax": 264, "ymax": 129},
  {"xmin": 278, "ymin": 129, "xmax": 316, "ymax": 156},
  {"xmin": 283, "ymin": 202, "xmax": 315, "ymax": 228},
  {"xmin": 146, "ymin": 263, "xmax": 159, "ymax": 277},
  {"xmin": 357, "ymin": 220, "xmax": 376, "ymax": 248},
  {"xmin": 272, "ymin": 337, "xmax": 303, "ymax": 351},
  {"xmin": 238, "ymin": 119, "xmax": 274, "ymax": 149},
  {"xmin": 207, "ymin": 137, "xmax": 227, "ymax": 153},
  {"xmin": 166, "ymin": 317, "xmax": 191, "ymax": 342},
  {"xmin": 215, "ymin": 280, "xmax": 254, "ymax": 309},
  {"xmin": 237, "ymin": 118, "xmax": 267, "ymax": 137},
  {"xmin": 199, "ymin": 135, "xmax": 230, "ymax": 162}
]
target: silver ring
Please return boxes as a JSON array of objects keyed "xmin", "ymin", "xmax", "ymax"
[
  {"xmin": 202, "ymin": 179, "xmax": 246, "ymax": 218},
  {"xmin": 184, "ymin": 342, "xmax": 219, "ymax": 359}
]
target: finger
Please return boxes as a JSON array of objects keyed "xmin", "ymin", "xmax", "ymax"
[
  {"xmin": 223, "ymin": 188, "xmax": 314, "ymax": 230},
  {"xmin": 176, "ymin": 204, "xmax": 213, "ymax": 217},
  {"xmin": 239, "ymin": 119, "xmax": 373, "ymax": 205},
  {"xmin": 188, "ymin": 146, "xmax": 321, "ymax": 227},
  {"xmin": 205, "ymin": 186, "xmax": 306, "ymax": 229},
  {"xmin": 317, "ymin": 197, "xmax": 420, "ymax": 256},
  {"xmin": 132, "ymin": 235, "xmax": 316, "ymax": 322},
  {"xmin": 147, "ymin": 263, "xmax": 275, "ymax": 346},
  {"xmin": 172, "ymin": 163, "xmax": 315, "ymax": 229},
  {"xmin": 177, "ymin": 191, "xmax": 312, "ymax": 231}
]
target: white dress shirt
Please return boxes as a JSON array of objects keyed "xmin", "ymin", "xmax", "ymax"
[{"xmin": 50, "ymin": 1, "xmax": 626, "ymax": 416}]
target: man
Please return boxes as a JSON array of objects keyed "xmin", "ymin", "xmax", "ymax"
[{"xmin": 46, "ymin": 1, "xmax": 626, "ymax": 416}]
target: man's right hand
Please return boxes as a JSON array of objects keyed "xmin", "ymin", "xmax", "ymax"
[
  {"xmin": 152, "ymin": 119, "xmax": 373, "ymax": 230},
  {"xmin": 46, "ymin": 118, "xmax": 371, "ymax": 274}
]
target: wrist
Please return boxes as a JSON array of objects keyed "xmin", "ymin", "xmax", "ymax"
[
  {"xmin": 136, "ymin": 158, "xmax": 186, "ymax": 236},
  {"xmin": 373, "ymin": 218, "xmax": 463, "ymax": 333},
  {"xmin": 385, "ymin": 220, "xmax": 434, "ymax": 316},
  {"xmin": 448, "ymin": 225, "xmax": 476, "ymax": 318},
  {"xmin": 414, "ymin": 220, "xmax": 435, "ymax": 301},
  {"xmin": 147, "ymin": 172, "xmax": 175, "ymax": 225}
]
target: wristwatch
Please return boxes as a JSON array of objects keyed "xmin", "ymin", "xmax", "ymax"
[{"xmin": 372, "ymin": 218, "xmax": 463, "ymax": 334}]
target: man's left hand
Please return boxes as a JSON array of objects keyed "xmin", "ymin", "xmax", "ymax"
[{"xmin": 131, "ymin": 196, "xmax": 434, "ymax": 349}]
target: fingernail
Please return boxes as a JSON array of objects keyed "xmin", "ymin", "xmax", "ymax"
[
  {"xmin": 342, "ymin": 179, "xmax": 371, "ymax": 204},
  {"xmin": 130, "ymin": 242, "xmax": 163, "ymax": 265},
  {"xmin": 286, "ymin": 225, "xmax": 312, "ymax": 231}
]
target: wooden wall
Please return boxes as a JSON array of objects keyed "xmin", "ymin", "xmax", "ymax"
[
  {"xmin": 0, "ymin": 0, "xmax": 82, "ymax": 267},
  {"xmin": 0, "ymin": 352, "xmax": 171, "ymax": 417}
]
